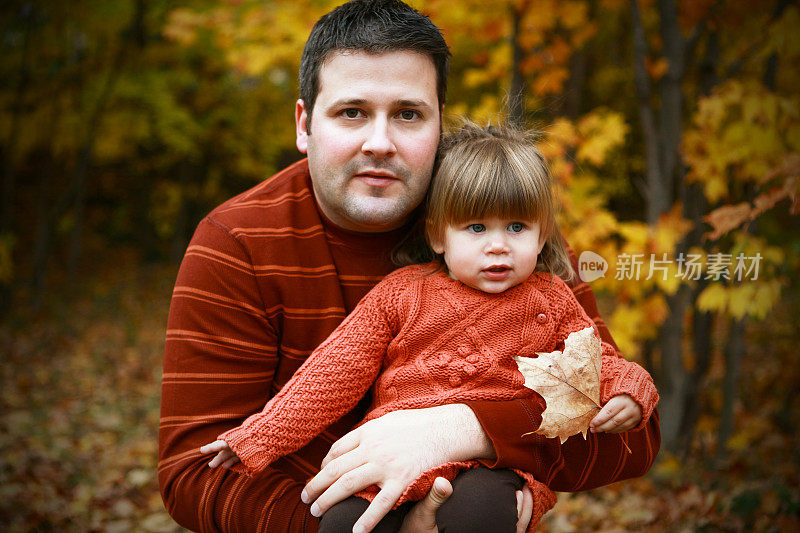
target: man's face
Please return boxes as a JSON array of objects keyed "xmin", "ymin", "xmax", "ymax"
[{"xmin": 295, "ymin": 50, "xmax": 441, "ymax": 233}]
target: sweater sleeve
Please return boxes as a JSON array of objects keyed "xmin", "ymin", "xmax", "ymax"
[
  {"xmin": 549, "ymin": 276, "xmax": 659, "ymax": 429},
  {"xmin": 465, "ymin": 240, "xmax": 661, "ymax": 492},
  {"xmin": 219, "ymin": 275, "xmax": 402, "ymax": 475},
  {"xmin": 159, "ymin": 217, "xmax": 321, "ymax": 532}
]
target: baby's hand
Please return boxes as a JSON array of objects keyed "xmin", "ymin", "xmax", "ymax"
[
  {"xmin": 200, "ymin": 439, "xmax": 241, "ymax": 469},
  {"xmin": 589, "ymin": 394, "xmax": 642, "ymax": 433}
]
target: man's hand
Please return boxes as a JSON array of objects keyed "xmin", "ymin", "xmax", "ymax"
[
  {"xmin": 515, "ymin": 486, "xmax": 534, "ymax": 533},
  {"xmin": 391, "ymin": 477, "xmax": 533, "ymax": 533},
  {"xmin": 589, "ymin": 393, "xmax": 642, "ymax": 433},
  {"xmin": 302, "ymin": 404, "xmax": 494, "ymax": 533},
  {"xmin": 397, "ymin": 477, "xmax": 452, "ymax": 533}
]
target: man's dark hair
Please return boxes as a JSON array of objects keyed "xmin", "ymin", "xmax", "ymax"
[{"xmin": 299, "ymin": 0, "xmax": 450, "ymax": 129}]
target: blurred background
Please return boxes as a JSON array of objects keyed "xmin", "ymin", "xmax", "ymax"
[{"xmin": 1, "ymin": 0, "xmax": 798, "ymax": 531}]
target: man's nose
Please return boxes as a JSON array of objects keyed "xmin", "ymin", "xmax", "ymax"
[{"xmin": 361, "ymin": 117, "xmax": 397, "ymax": 158}]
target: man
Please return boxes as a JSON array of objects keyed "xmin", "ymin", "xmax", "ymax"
[{"xmin": 158, "ymin": 1, "xmax": 660, "ymax": 532}]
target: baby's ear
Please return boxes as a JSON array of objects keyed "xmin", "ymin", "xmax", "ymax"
[
  {"xmin": 537, "ymin": 232, "xmax": 547, "ymax": 254},
  {"xmin": 427, "ymin": 233, "xmax": 445, "ymax": 255}
]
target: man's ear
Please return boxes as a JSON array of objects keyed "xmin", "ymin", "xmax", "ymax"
[{"xmin": 295, "ymin": 99, "xmax": 309, "ymax": 154}]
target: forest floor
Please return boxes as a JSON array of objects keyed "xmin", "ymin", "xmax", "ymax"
[{"xmin": 1, "ymin": 250, "xmax": 798, "ymax": 532}]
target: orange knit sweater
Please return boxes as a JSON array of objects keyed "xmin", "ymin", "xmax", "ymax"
[{"xmin": 219, "ymin": 264, "xmax": 659, "ymax": 530}]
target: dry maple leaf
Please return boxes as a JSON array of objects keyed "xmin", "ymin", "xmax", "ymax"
[{"xmin": 514, "ymin": 327, "xmax": 601, "ymax": 443}]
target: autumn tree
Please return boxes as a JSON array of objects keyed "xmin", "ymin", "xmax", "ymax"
[{"xmin": 2, "ymin": 0, "xmax": 796, "ymax": 462}]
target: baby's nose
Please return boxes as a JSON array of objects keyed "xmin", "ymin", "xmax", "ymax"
[{"xmin": 485, "ymin": 240, "xmax": 509, "ymax": 254}]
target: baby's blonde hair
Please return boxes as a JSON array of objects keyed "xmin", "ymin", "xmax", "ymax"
[{"xmin": 424, "ymin": 121, "xmax": 574, "ymax": 282}]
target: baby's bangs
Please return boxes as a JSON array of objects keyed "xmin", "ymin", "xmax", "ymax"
[{"xmin": 439, "ymin": 144, "xmax": 545, "ymax": 225}]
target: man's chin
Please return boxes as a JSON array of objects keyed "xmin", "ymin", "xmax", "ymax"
[{"xmin": 340, "ymin": 201, "xmax": 414, "ymax": 232}]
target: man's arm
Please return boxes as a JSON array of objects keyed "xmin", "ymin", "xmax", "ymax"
[
  {"xmin": 159, "ymin": 218, "xmax": 317, "ymax": 532},
  {"xmin": 302, "ymin": 403, "xmax": 495, "ymax": 532},
  {"xmin": 463, "ymin": 243, "xmax": 661, "ymax": 491}
]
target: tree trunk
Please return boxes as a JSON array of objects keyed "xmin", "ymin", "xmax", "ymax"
[
  {"xmin": 629, "ymin": 0, "xmax": 664, "ymax": 225},
  {"xmin": 677, "ymin": 179, "xmax": 713, "ymax": 455},
  {"xmin": 0, "ymin": 4, "xmax": 34, "ymax": 315},
  {"xmin": 169, "ymin": 161, "xmax": 193, "ymax": 264},
  {"xmin": 564, "ymin": 46, "xmax": 588, "ymax": 120},
  {"xmin": 507, "ymin": 5, "xmax": 526, "ymax": 127},
  {"xmin": 630, "ymin": 0, "xmax": 695, "ymax": 453},
  {"xmin": 657, "ymin": 285, "xmax": 690, "ymax": 452},
  {"xmin": 715, "ymin": 317, "xmax": 745, "ymax": 464},
  {"xmin": 66, "ymin": 5, "xmax": 134, "ymax": 279},
  {"xmin": 67, "ymin": 144, "xmax": 92, "ymax": 278},
  {"xmin": 679, "ymin": 301, "xmax": 712, "ymax": 457},
  {"xmin": 656, "ymin": 0, "xmax": 685, "ymax": 203}
]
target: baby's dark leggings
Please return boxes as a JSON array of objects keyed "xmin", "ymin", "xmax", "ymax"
[{"xmin": 318, "ymin": 467, "xmax": 524, "ymax": 533}]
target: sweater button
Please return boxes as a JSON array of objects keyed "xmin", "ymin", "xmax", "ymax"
[
  {"xmin": 449, "ymin": 375, "xmax": 461, "ymax": 387},
  {"xmin": 536, "ymin": 313, "xmax": 548, "ymax": 324}
]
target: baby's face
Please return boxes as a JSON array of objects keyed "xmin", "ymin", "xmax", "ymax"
[{"xmin": 432, "ymin": 217, "xmax": 546, "ymax": 293}]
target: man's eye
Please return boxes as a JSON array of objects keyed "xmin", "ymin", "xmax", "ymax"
[
  {"xmin": 467, "ymin": 224, "xmax": 486, "ymax": 233},
  {"xmin": 399, "ymin": 110, "xmax": 419, "ymax": 120},
  {"xmin": 508, "ymin": 222, "xmax": 525, "ymax": 233},
  {"xmin": 342, "ymin": 109, "xmax": 361, "ymax": 119}
]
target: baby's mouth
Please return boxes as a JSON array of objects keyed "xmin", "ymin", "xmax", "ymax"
[{"xmin": 482, "ymin": 265, "xmax": 512, "ymax": 280}]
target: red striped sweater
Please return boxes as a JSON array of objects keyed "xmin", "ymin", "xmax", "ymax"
[{"xmin": 159, "ymin": 159, "xmax": 661, "ymax": 532}]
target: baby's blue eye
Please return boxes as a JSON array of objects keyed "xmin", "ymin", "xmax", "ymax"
[
  {"xmin": 467, "ymin": 223, "xmax": 486, "ymax": 233},
  {"xmin": 508, "ymin": 222, "xmax": 525, "ymax": 233}
]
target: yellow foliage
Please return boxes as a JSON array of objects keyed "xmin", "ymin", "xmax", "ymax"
[
  {"xmin": 463, "ymin": 68, "xmax": 493, "ymax": 89},
  {"xmin": 520, "ymin": 0, "xmax": 557, "ymax": 33},
  {"xmin": 470, "ymin": 94, "xmax": 502, "ymax": 124},
  {"xmin": 697, "ymin": 276, "xmax": 782, "ymax": 320},
  {"xmin": 684, "ymin": 80, "xmax": 799, "ymax": 203},
  {"xmin": 697, "ymin": 284, "xmax": 728, "ymax": 314},
  {"xmin": 654, "ymin": 204, "xmax": 693, "ymax": 254},
  {"xmin": 642, "ymin": 293, "xmax": 669, "ymax": 333},
  {"xmin": 727, "ymin": 284, "xmax": 757, "ymax": 320},
  {"xmin": 576, "ymin": 110, "xmax": 629, "ymax": 165},
  {"xmin": 764, "ymin": 6, "xmax": 800, "ymax": 63},
  {"xmin": 163, "ymin": 8, "xmax": 205, "ymax": 46},
  {"xmin": 617, "ymin": 221, "xmax": 650, "ymax": 252},
  {"xmin": 533, "ymin": 67, "xmax": 570, "ymax": 95},
  {"xmin": 545, "ymin": 118, "xmax": 580, "ymax": 149},
  {"xmin": 608, "ymin": 304, "xmax": 643, "ymax": 358},
  {"xmin": 558, "ymin": 0, "xmax": 590, "ymax": 30},
  {"xmin": 749, "ymin": 280, "xmax": 783, "ymax": 320}
]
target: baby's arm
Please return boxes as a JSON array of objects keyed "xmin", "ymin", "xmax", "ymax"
[
  {"xmin": 595, "ymin": 343, "xmax": 659, "ymax": 432},
  {"xmin": 200, "ymin": 439, "xmax": 239, "ymax": 469},
  {"xmin": 551, "ymin": 276, "xmax": 659, "ymax": 433},
  {"xmin": 589, "ymin": 394, "xmax": 642, "ymax": 433},
  {"xmin": 200, "ymin": 274, "xmax": 404, "ymax": 476}
]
